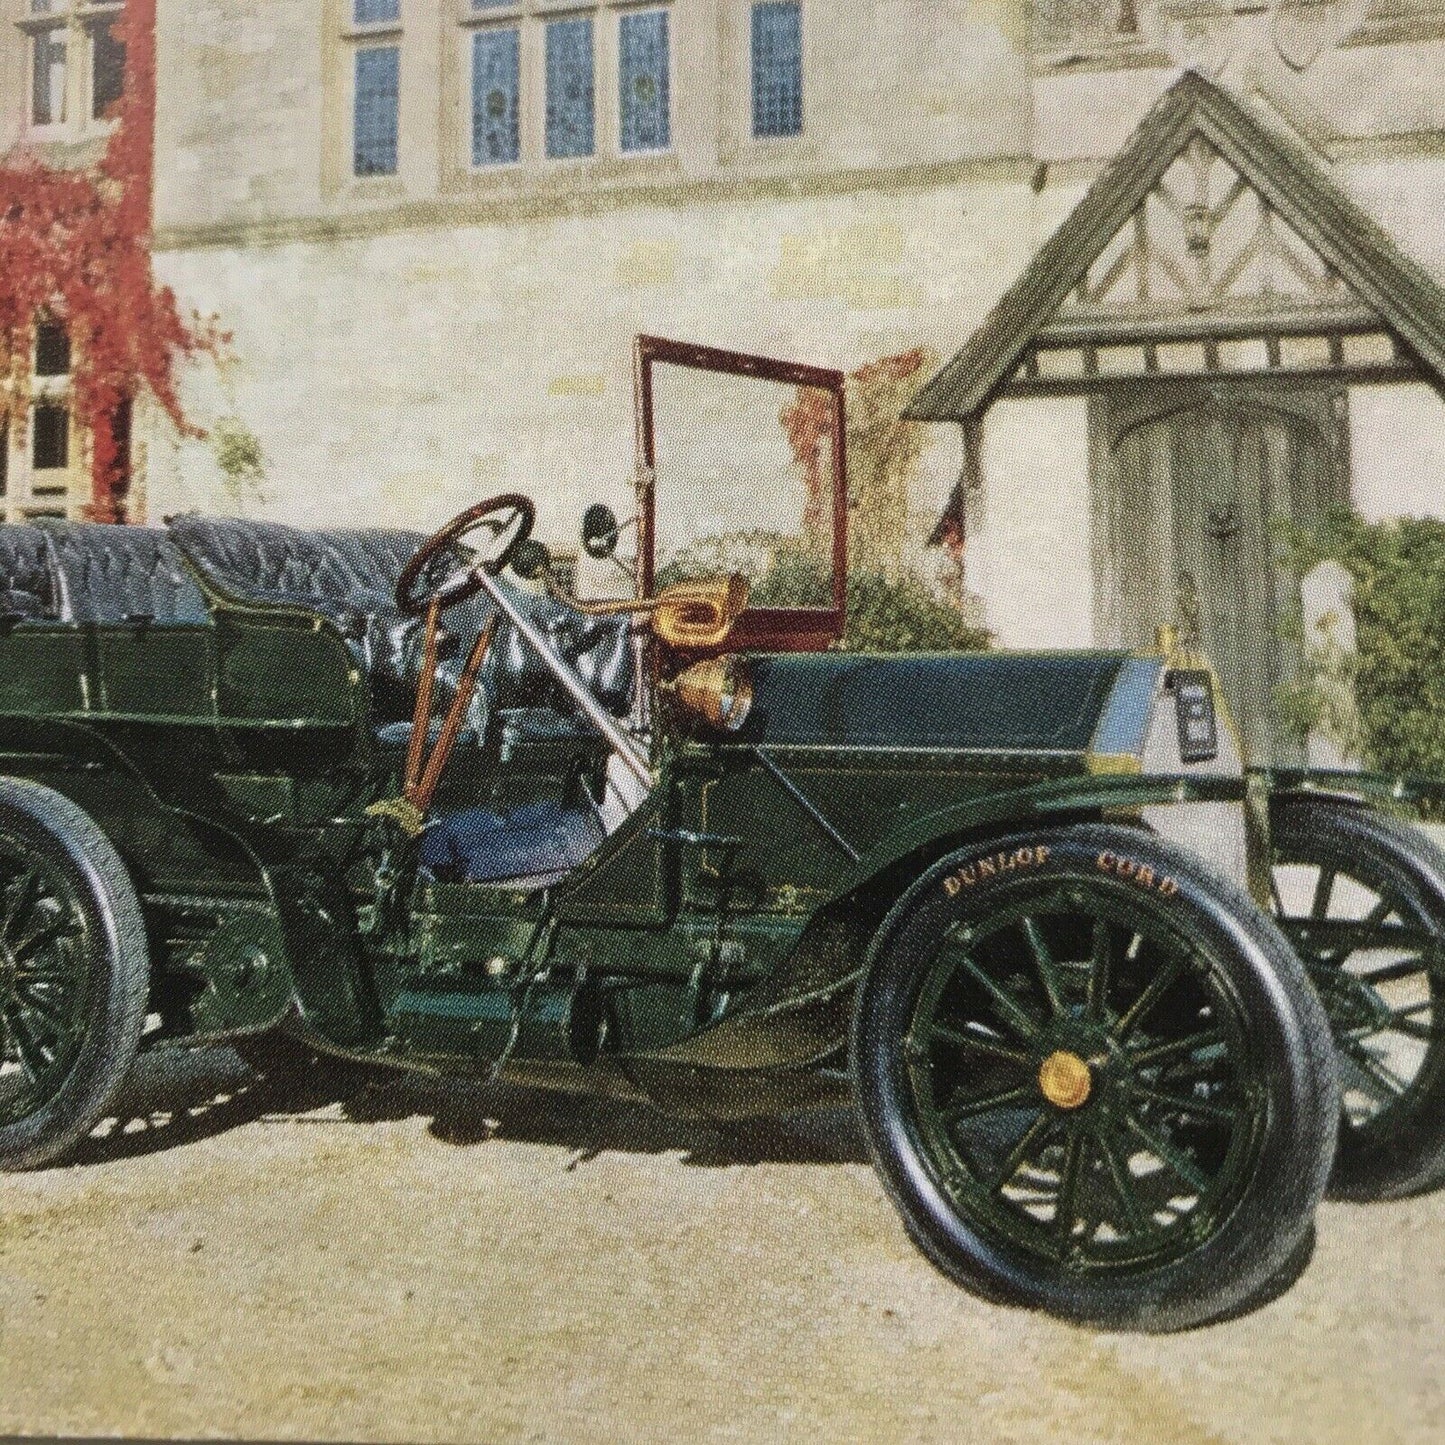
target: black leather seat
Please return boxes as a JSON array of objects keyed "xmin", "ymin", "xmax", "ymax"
[
  {"xmin": 165, "ymin": 515, "xmax": 378, "ymax": 627},
  {"xmin": 487, "ymin": 594, "xmax": 633, "ymax": 719},
  {"xmin": 41, "ymin": 521, "xmax": 209, "ymax": 625},
  {"xmin": 0, "ymin": 514, "xmax": 633, "ymax": 889},
  {"xmin": 0, "ymin": 521, "xmax": 208, "ymax": 625},
  {"xmin": 163, "ymin": 514, "xmax": 636, "ymax": 889},
  {"xmin": 0, "ymin": 515, "xmax": 636, "ymax": 724},
  {"xmin": 166, "ymin": 515, "xmax": 455, "ymax": 726},
  {"xmin": 165, "ymin": 513, "xmax": 634, "ymax": 730},
  {"xmin": 0, "ymin": 524, "xmax": 59, "ymax": 619}
]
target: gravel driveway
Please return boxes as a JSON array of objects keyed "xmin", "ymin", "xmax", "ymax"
[{"xmin": 1, "ymin": 1047, "xmax": 1442, "ymax": 1443}]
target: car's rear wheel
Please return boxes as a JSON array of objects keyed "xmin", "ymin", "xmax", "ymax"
[
  {"xmin": 852, "ymin": 823, "xmax": 1338, "ymax": 1332},
  {"xmin": 0, "ymin": 779, "xmax": 148, "ymax": 1171},
  {"xmin": 1270, "ymin": 797, "xmax": 1445, "ymax": 1200}
]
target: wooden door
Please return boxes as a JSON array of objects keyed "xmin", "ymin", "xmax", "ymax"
[{"xmin": 1091, "ymin": 388, "xmax": 1349, "ymax": 765}]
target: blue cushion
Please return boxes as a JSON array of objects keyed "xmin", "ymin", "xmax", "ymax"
[
  {"xmin": 419, "ymin": 800, "xmax": 603, "ymax": 884},
  {"xmin": 374, "ymin": 720, "xmax": 478, "ymax": 749}
]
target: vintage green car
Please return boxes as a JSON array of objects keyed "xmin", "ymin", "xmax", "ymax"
[{"xmin": 0, "ymin": 340, "xmax": 1442, "ymax": 1333}]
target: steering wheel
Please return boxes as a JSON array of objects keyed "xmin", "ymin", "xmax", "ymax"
[{"xmin": 396, "ymin": 493, "xmax": 536, "ymax": 617}]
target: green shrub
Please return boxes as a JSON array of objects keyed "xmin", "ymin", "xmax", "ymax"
[
  {"xmin": 658, "ymin": 532, "xmax": 991, "ymax": 654},
  {"xmin": 839, "ymin": 569, "xmax": 992, "ymax": 653},
  {"xmin": 1282, "ymin": 507, "xmax": 1445, "ymax": 777},
  {"xmin": 211, "ymin": 416, "xmax": 266, "ymax": 512}
]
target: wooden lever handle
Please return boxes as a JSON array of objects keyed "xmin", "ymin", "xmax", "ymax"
[
  {"xmin": 403, "ymin": 598, "xmax": 442, "ymax": 796},
  {"xmin": 408, "ymin": 616, "xmax": 497, "ymax": 816}
]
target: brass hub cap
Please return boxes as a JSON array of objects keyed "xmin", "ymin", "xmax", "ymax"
[{"xmin": 1038, "ymin": 1050, "xmax": 1093, "ymax": 1110}]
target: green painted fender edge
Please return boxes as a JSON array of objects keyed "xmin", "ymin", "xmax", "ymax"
[
  {"xmin": 627, "ymin": 772, "xmax": 1248, "ymax": 1074},
  {"xmin": 832, "ymin": 771, "xmax": 1249, "ymax": 896}
]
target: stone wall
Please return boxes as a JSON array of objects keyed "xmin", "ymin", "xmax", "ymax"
[
  {"xmin": 149, "ymin": 0, "xmax": 1032, "ymax": 244},
  {"xmin": 146, "ymin": 174, "xmax": 1031, "ymax": 553}
]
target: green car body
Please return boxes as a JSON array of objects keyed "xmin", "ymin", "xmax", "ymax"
[
  {"xmin": 0, "ymin": 506, "xmax": 1437, "ymax": 1333},
  {"xmin": 0, "ymin": 592, "xmax": 1244, "ymax": 1100}
]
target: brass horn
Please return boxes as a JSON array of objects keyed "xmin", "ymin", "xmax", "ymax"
[
  {"xmin": 651, "ymin": 574, "xmax": 749, "ymax": 650},
  {"xmin": 545, "ymin": 572, "xmax": 749, "ymax": 651}
]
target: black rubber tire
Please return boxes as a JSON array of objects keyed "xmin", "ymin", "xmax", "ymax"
[
  {"xmin": 0, "ymin": 779, "xmax": 149, "ymax": 1171},
  {"xmin": 1272, "ymin": 797, "xmax": 1445, "ymax": 1200},
  {"xmin": 852, "ymin": 822, "xmax": 1339, "ymax": 1332}
]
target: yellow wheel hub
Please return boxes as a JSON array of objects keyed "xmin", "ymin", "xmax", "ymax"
[{"xmin": 1038, "ymin": 1050, "xmax": 1093, "ymax": 1110}]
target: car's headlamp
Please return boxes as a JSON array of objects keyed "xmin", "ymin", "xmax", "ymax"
[{"xmin": 666, "ymin": 654, "xmax": 753, "ymax": 733}]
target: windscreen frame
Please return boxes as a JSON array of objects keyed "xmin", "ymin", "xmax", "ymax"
[{"xmin": 634, "ymin": 333, "xmax": 848, "ymax": 652}]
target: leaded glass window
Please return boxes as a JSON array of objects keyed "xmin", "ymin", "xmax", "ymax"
[
  {"xmin": 619, "ymin": 10, "xmax": 669, "ymax": 154},
  {"xmin": 32, "ymin": 406, "xmax": 68, "ymax": 473},
  {"xmin": 751, "ymin": 1, "xmax": 802, "ymax": 139},
  {"xmin": 354, "ymin": 0, "xmax": 400, "ymax": 24},
  {"xmin": 32, "ymin": 28, "xmax": 66, "ymax": 126},
  {"xmin": 473, "ymin": 28, "xmax": 520, "ymax": 166},
  {"xmin": 545, "ymin": 17, "xmax": 594, "ymax": 160},
  {"xmin": 92, "ymin": 18, "xmax": 125, "ymax": 120},
  {"xmin": 354, "ymin": 45, "xmax": 400, "ymax": 175}
]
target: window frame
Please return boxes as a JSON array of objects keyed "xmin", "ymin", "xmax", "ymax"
[
  {"xmin": 31, "ymin": 404, "xmax": 71, "ymax": 483},
  {"xmin": 617, "ymin": 6, "xmax": 670, "ymax": 157},
  {"xmin": 542, "ymin": 12, "xmax": 596, "ymax": 161},
  {"xmin": 340, "ymin": 1, "xmax": 405, "ymax": 183},
  {"xmin": 352, "ymin": 0, "xmax": 403, "ymax": 24},
  {"xmin": 456, "ymin": 2, "xmax": 675, "ymax": 175},
  {"xmin": 468, "ymin": 21, "xmax": 523, "ymax": 168},
  {"xmin": 34, "ymin": 319, "xmax": 71, "ymax": 380},
  {"xmin": 26, "ymin": 17, "xmax": 69, "ymax": 131},
  {"xmin": 749, "ymin": 0, "xmax": 804, "ymax": 143},
  {"xmin": 30, "ymin": 317, "xmax": 75, "ymax": 502},
  {"xmin": 85, "ymin": 5, "xmax": 127, "ymax": 122},
  {"xmin": 0, "ymin": 313, "xmax": 85, "ymax": 524},
  {"xmin": 352, "ymin": 41, "xmax": 403, "ymax": 177},
  {"xmin": 17, "ymin": 0, "xmax": 127, "ymax": 139}
]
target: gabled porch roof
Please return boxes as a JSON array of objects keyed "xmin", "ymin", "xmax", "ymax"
[{"xmin": 907, "ymin": 69, "xmax": 1445, "ymax": 426}]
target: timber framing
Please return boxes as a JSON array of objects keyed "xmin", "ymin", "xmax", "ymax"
[{"xmin": 907, "ymin": 70, "xmax": 1445, "ymax": 424}]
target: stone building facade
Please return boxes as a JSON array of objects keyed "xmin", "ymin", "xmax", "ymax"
[
  {"xmin": 135, "ymin": 0, "xmax": 1034, "ymax": 558},
  {"xmin": 6, "ymin": 2, "xmax": 1445, "ymax": 742}
]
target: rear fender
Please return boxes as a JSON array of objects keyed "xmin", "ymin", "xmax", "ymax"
[{"xmin": 0, "ymin": 716, "xmax": 306, "ymax": 1039}]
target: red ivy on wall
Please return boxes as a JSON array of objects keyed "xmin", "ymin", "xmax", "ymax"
[
  {"xmin": 0, "ymin": 0, "xmax": 218, "ymax": 521},
  {"xmin": 780, "ymin": 347, "xmax": 933, "ymax": 549}
]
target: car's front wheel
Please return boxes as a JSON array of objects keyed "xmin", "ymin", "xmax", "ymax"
[
  {"xmin": 0, "ymin": 779, "xmax": 149, "ymax": 1171},
  {"xmin": 852, "ymin": 823, "xmax": 1338, "ymax": 1332}
]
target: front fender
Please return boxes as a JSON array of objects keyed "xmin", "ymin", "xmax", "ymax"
[
  {"xmin": 1261, "ymin": 766, "xmax": 1445, "ymax": 813},
  {"xmin": 828, "ymin": 770, "xmax": 1248, "ymax": 901},
  {"xmin": 630, "ymin": 770, "xmax": 1247, "ymax": 1075}
]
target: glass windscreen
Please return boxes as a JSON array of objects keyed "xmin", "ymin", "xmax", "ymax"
[{"xmin": 649, "ymin": 361, "xmax": 839, "ymax": 611}]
